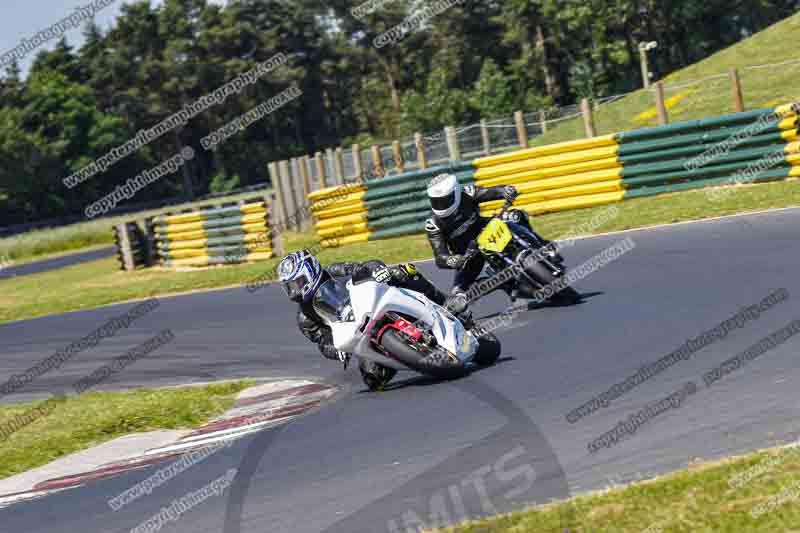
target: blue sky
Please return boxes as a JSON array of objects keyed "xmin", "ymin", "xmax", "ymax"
[{"xmin": 0, "ymin": 0, "xmax": 224, "ymax": 76}]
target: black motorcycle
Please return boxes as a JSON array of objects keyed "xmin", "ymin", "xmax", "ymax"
[{"xmin": 462, "ymin": 199, "xmax": 581, "ymax": 304}]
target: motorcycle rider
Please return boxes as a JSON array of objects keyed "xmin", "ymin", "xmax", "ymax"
[
  {"xmin": 278, "ymin": 249, "xmax": 470, "ymax": 390},
  {"xmin": 425, "ymin": 173, "xmax": 562, "ymax": 300}
]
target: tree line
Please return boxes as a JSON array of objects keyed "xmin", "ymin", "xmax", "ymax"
[{"xmin": 0, "ymin": 0, "xmax": 796, "ymax": 225}]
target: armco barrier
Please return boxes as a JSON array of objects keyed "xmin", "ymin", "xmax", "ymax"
[
  {"xmin": 151, "ymin": 198, "xmax": 275, "ymax": 268},
  {"xmin": 310, "ymin": 162, "xmax": 475, "ymax": 245},
  {"xmin": 474, "ymin": 102, "xmax": 799, "ymax": 216},
  {"xmin": 310, "ymin": 103, "xmax": 799, "ymax": 246}
]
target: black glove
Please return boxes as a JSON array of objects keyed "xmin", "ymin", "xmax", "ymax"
[
  {"xmin": 502, "ymin": 185, "xmax": 519, "ymax": 202},
  {"xmin": 445, "ymin": 292, "xmax": 469, "ymax": 314},
  {"xmin": 373, "ymin": 265, "xmax": 410, "ymax": 284},
  {"xmin": 445, "ymin": 255, "xmax": 467, "ymax": 270}
]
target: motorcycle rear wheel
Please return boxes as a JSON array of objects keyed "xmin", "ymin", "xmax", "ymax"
[{"xmin": 380, "ymin": 329, "xmax": 467, "ymax": 380}]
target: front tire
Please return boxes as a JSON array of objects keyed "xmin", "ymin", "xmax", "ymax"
[
  {"xmin": 380, "ymin": 329, "xmax": 466, "ymax": 380},
  {"xmin": 473, "ymin": 332, "xmax": 501, "ymax": 366},
  {"xmin": 521, "ymin": 261, "xmax": 580, "ymax": 304},
  {"xmin": 359, "ymin": 361, "xmax": 397, "ymax": 392}
]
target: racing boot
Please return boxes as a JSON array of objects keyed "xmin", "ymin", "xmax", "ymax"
[{"xmin": 445, "ymin": 290, "xmax": 474, "ymax": 328}]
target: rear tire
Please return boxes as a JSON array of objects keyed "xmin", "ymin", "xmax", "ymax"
[
  {"xmin": 380, "ymin": 329, "xmax": 466, "ymax": 380},
  {"xmin": 473, "ymin": 332, "xmax": 501, "ymax": 366}
]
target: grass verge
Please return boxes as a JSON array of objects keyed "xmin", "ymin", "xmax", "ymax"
[
  {"xmin": 530, "ymin": 12, "xmax": 800, "ymax": 146},
  {"xmin": 0, "ymin": 381, "xmax": 253, "ymax": 480},
  {"xmin": 0, "ymin": 189, "xmax": 271, "ymax": 265},
  {"xmin": 2, "ymin": 178, "xmax": 799, "ymax": 325},
  {"xmin": 434, "ymin": 444, "xmax": 800, "ymax": 532}
]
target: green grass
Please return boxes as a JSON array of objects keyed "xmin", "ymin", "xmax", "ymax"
[
  {"xmin": 0, "ymin": 381, "xmax": 253, "ymax": 480},
  {"xmin": 0, "ymin": 188, "xmax": 272, "ymax": 265},
  {"xmin": 531, "ymin": 12, "xmax": 800, "ymax": 147},
  {"xmin": 434, "ymin": 445, "xmax": 800, "ymax": 532},
  {"xmin": 2, "ymin": 178, "xmax": 799, "ymax": 325}
]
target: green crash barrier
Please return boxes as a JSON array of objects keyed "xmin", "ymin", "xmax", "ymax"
[
  {"xmin": 615, "ymin": 108, "xmax": 786, "ymax": 143},
  {"xmin": 155, "ymin": 214, "xmax": 266, "ymax": 236},
  {"xmin": 363, "ymin": 171, "xmax": 475, "ymax": 206},
  {"xmin": 153, "ymin": 199, "xmax": 273, "ymax": 267},
  {"xmin": 307, "ymin": 102, "xmax": 800, "ymax": 247},
  {"xmin": 620, "ymin": 144, "xmax": 797, "ymax": 179},
  {"xmin": 159, "ymin": 232, "xmax": 269, "ymax": 251},
  {"xmin": 622, "ymin": 160, "xmax": 793, "ymax": 188},
  {"xmin": 369, "ymin": 221, "xmax": 427, "ymax": 240},
  {"xmin": 368, "ymin": 210, "xmax": 430, "ymax": 231},
  {"xmin": 362, "ymin": 168, "xmax": 475, "ymax": 202},
  {"xmin": 624, "ymin": 167, "xmax": 797, "ymax": 199},
  {"xmin": 617, "ymin": 125, "xmax": 797, "ymax": 161},
  {"xmin": 155, "ymin": 203, "xmax": 266, "ymax": 226},
  {"xmin": 362, "ymin": 161, "xmax": 474, "ymax": 194}
]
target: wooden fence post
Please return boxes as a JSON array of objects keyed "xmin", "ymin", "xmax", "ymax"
[
  {"xmin": 292, "ymin": 157, "xmax": 310, "ymax": 229},
  {"xmin": 392, "ymin": 141, "xmax": 405, "ymax": 173},
  {"xmin": 654, "ymin": 82, "xmax": 669, "ymax": 125},
  {"xmin": 315, "ymin": 152, "xmax": 327, "ymax": 189},
  {"xmin": 140, "ymin": 218, "xmax": 156, "ymax": 267},
  {"xmin": 323, "ymin": 148, "xmax": 337, "ymax": 186},
  {"xmin": 729, "ymin": 67, "xmax": 745, "ymax": 113},
  {"xmin": 334, "ymin": 148, "xmax": 346, "ymax": 184},
  {"xmin": 581, "ymin": 98, "xmax": 596, "ymax": 138},
  {"xmin": 370, "ymin": 145, "xmax": 384, "ymax": 177},
  {"xmin": 415, "ymin": 133, "xmax": 428, "ymax": 169},
  {"xmin": 514, "ymin": 111, "xmax": 529, "ymax": 149},
  {"xmin": 290, "ymin": 158, "xmax": 307, "ymax": 228},
  {"xmin": 301, "ymin": 156, "xmax": 313, "ymax": 193},
  {"xmin": 114, "ymin": 223, "xmax": 136, "ymax": 271},
  {"xmin": 352, "ymin": 144, "xmax": 363, "ymax": 181},
  {"xmin": 266, "ymin": 192, "xmax": 284, "ymax": 257},
  {"xmin": 445, "ymin": 126, "xmax": 461, "ymax": 161},
  {"xmin": 480, "ymin": 120, "xmax": 491, "ymax": 155},
  {"xmin": 269, "ymin": 161, "xmax": 289, "ymax": 228},
  {"xmin": 278, "ymin": 160, "xmax": 298, "ymax": 229}
]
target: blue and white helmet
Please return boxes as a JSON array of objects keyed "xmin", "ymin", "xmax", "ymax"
[{"xmin": 278, "ymin": 249, "xmax": 323, "ymax": 303}]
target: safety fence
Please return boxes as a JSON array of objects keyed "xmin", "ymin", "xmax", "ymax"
[
  {"xmin": 112, "ymin": 195, "xmax": 279, "ymax": 270},
  {"xmin": 309, "ymin": 162, "xmax": 475, "ymax": 246},
  {"xmin": 309, "ymin": 103, "xmax": 799, "ymax": 244}
]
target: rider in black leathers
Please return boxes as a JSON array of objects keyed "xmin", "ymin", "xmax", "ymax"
[{"xmin": 425, "ymin": 173, "xmax": 561, "ymax": 298}]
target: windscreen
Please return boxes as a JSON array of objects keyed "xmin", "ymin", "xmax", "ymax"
[{"xmin": 312, "ymin": 279, "xmax": 352, "ymax": 323}]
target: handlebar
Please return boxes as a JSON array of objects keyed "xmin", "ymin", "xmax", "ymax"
[{"xmin": 496, "ymin": 198, "xmax": 514, "ymax": 218}]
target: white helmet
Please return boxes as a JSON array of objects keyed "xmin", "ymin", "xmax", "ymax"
[{"xmin": 427, "ymin": 173, "xmax": 462, "ymax": 217}]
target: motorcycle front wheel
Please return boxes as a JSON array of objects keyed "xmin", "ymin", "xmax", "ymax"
[
  {"xmin": 519, "ymin": 261, "xmax": 581, "ymax": 304},
  {"xmin": 473, "ymin": 332, "xmax": 501, "ymax": 366},
  {"xmin": 380, "ymin": 329, "xmax": 467, "ymax": 380},
  {"xmin": 359, "ymin": 360, "xmax": 397, "ymax": 392}
]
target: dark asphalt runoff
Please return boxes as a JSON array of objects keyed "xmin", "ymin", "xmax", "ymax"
[
  {"xmin": 1, "ymin": 207, "xmax": 799, "ymax": 533},
  {"xmin": 0, "ymin": 246, "xmax": 115, "ymax": 279}
]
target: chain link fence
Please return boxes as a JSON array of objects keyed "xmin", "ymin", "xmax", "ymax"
[
  {"xmin": 661, "ymin": 73, "xmax": 732, "ymax": 124},
  {"xmin": 285, "ymin": 57, "xmax": 800, "ymax": 190},
  {"xmin": 738, "ymin": 58, "xmax": 800, "ymax": 111}
]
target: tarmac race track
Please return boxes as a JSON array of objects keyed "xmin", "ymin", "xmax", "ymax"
[
  {"xmin": 1, "ymin": 207, "xmax": 799, "ymax": 533},
  {"xmin": 0, "ymin": 246, "xmax": 115, "ymax": 279}
]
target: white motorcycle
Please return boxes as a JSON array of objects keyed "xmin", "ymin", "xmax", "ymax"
[{"xmin": 312, "ymin": 276, "xmax": 501, "ymax": 391}]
